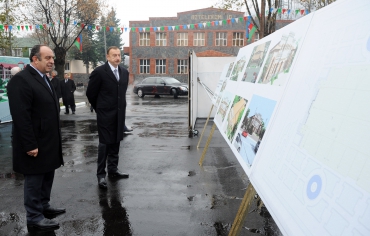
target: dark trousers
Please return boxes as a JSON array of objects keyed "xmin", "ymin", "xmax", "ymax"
[
  {"xmin": 97, "ymin": 142, "xmax": 120, "ymax": 179},
  {"xmin": 24, "ymin": 170, "xmax": 55, "ymax": 224},
  {"xmin": 65, "ymin": 104, "xmax": 76, "ymax": 113}
]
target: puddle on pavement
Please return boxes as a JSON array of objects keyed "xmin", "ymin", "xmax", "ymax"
[
  {"xmin": 188, "ymin": 170, "xmax": 196, "ymax": 176},
  {"xmin": 133, "ymin": 121, "xmax": 189, "ymax": 138},
  {"xmin": 0, "ymin": 172, "xmax": 24, "ymax": 180}
]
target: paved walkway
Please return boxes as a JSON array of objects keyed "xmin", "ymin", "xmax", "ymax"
[{"xmin": 0, "ymin": 86, "xmax": 281, "ymax": 235}]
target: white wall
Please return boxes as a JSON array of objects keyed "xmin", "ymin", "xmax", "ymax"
[
  {"xmin": 196, "ymin": 57, "xmax": 235, "ymax": 118},
  {"xmin": 67, "ymin": 60, "xmax": 94, "ymax": 74}
]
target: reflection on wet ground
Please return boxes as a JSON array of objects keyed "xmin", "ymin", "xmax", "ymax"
[{"xmin": 0, "ymin": 89, "xmax": 282, "ymax": 235}]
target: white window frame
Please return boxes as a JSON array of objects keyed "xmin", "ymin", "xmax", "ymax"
[
  {"xmin": 255, "ymin": 33, "xmax": 260, "ymax": 42},
  {"xmin": 12, "ymin": 48, "xmax": 22, "ymax": 57},
  {"xmin": 193, "ymin": 32, "xmax": 205, "ymax": 46},
  {"xmin": 139, "ymin": 32, "xmax": 150, "ymax": 46},
  {"xmin": 177, "ymin": 33, "xmax": 188, "ymax": 46},
  {"xmin": 156, "ymin": 33, "xmax": 167, "ymax": 46},
  {"xmin": 65, "ymin": 62, "xmax": 70, "ymax": 71},
  {"xmin": 215, "ymin": 32, "xmax": 227, "ymax": 46},
  {"xmin": 155, "ymin": 59, "xmax": 166, "ymax": 74},
  {"xmin": 177, "ymin": 59, "xmax": 188, "ymax": 74},
  {"xmin": 139, "ymin": 59, "xmax": 150, "ymax": 74},
  {"xmin": 232, "ymin": 32, "xmax": 244, "ymax": 46},
  {"xmin": 0, "ymin": 67, "xmax": 11, "ymax": 80}
]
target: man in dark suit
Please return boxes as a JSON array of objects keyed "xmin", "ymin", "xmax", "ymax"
[
  {"xmin": 50, "ymin": 70, "xmax": 62, "ymax": 100},
  {"xmin": 60, "ymin": 73, "xmax": 76, "ymax": 114},
  {"xmin": 7, "ymin": 45, "xmax": 65, "ymax": 230},
  {"xmin": 86, "ymin": 46, "xmax": 129, "ymax": 189}
]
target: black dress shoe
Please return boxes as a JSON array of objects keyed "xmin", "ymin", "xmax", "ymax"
[
  {"xmin": 72, "ymin": 111, "xmax": 75, "ymax": 114},
  {"xmin": 64, "ymin": 112, "xmax": 69, "ymax": 114},
  {"xmin": 43, "ymin": 207, "xmax": 66, "ymax": 215},
  {"xmin": 27, "ymin": 218, "xmax": 59, "ymax": 230},
  {"xmin": 108, "ymin": 171, "xmax": 129, "ymax": 179},
  {"xmin": 98, "ymin": 177, "xmax": 107, "ymax": 189}
]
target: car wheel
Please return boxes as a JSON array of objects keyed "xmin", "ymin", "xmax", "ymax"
[
  {"xmin": 172, "ymin": 88, "xmax": 178, "ymax": 98},
  {"xmin": 137, "ymin": 89, "xmax": 145, "ymax": 98}
]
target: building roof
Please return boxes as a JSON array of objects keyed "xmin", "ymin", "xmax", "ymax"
[
  {"xmin": 13, "ymin": 37, "xmax": 40, "ymax": 48},
  {"xmin": 196, "ymin": 50, "xmax": 233, "ymax": 57}
]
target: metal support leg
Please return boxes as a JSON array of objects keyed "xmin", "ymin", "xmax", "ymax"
[
  {"xmin": 228, "ymin": 183, "xmax": 257, "ymax": 236},
  {"xmin": 198, "ymin": 123, "xmax": 216, "ymax": 166},
  {"xmin": 197, "ymin": 104, "xmax": 214, "ymax": 149}
]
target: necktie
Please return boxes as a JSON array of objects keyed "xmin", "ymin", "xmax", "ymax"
[
  {"xmin": 43, "ymin": 75, "xmax": 52, "ymax": 92},
  {"xmin": 65, "ymin": 79, "xmax": 68, "ymax": 83},
  {"xmin": 113, "ymin": 69, "xmax": 119, "ymax": 81}
]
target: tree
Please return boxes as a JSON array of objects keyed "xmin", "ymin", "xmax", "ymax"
[
  {"xmin": 96, "ymin": 8, "xmax": 123, "ymax": 63},
  {"xmin": 215, "ymin": 0, "xmax": 280, "ymax": 38},
  {"xmin": 215, "ymin": 0, "xmax": 336, "ymax": 39},
  {"xmin": 70, "ymin": 28, "xmax": 99, "ymax": 73},
  {"xmin": 17, "ymin": 0, "xmax": 104, "ymax": 77},
  {"xmin": 0, "ymin": 0, "xmax": 17, "ymax": 56},
  {"xmin": 300, "ymin": 0, "xmax": 336, "ymax": 11}
]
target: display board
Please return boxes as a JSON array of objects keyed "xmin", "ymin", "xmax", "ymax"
[
  {"xmin": 211, "ymin": 0, "xmax": 370, "ymax": 235},
  {"xmin": 0, "ymin": 79, "xmax": 11, "ymax": 123}
]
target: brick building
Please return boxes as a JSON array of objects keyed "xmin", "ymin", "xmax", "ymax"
[{"xmin": 128, "ymin": 7, "xmax": 247, "ymax": 83}]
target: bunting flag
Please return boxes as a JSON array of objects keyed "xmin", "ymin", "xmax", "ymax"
[
  {"xmin": 0, "ymin": 7, "xmax": 310, "ymax": 34},
  {"xmin": 74, "ymin": 34, "xmax": 82, "ymax": 52},
  {"xmin": 247, "ymin": 23, "xmax": 257, "ymax": 42}
]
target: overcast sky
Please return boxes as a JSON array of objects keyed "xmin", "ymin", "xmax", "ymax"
[{"xmin": 107, "ymin": 0, "xmax": 221, "ymax": 46}]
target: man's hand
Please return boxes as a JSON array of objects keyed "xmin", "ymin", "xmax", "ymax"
[{"xmin": 27, "ymin": 148, "xmax": 39, "ymax": 157}]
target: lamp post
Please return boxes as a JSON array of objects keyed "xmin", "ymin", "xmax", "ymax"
[{"xmin": 18, "ymin": 61, "xmax": 25, "ymax": 70}]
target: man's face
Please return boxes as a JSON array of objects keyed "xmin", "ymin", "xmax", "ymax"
[
  {"xmin": 106, "ymin": 49, "xmax": 121, "ymax": 68},
  {"xmin": 64, "ymin": 74, "xmax": 68, "ymax": 79},
  {"xmin": 33, "ymin": 46, "xmax": 54, "ymax": 74}
]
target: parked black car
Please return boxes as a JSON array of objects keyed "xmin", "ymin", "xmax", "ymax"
[{"xmin": 133, "ymin": 77, "xmax": 188, "ymax": 98}]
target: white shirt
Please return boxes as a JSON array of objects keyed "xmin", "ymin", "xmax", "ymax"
[{"xmin": 108, "ymin": 62, "xmax": 120, "ymax": 81}]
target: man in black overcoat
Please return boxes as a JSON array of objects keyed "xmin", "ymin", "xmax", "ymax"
[
  {"xmin": 7, "ymin": 45, "xmax": 65, "ymax": 230},
  {"xmin": 60, "ymin": 73, "xmax": 76, "ymax": 114},
  {"xmin": 50, "ymin": 70, "xmax": 61, "ymax": 99},
  {"xmin": 86, "ymin": 46, "xmax": 129, "ymax": 189}
]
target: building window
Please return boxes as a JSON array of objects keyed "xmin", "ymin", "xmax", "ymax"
[
  {"xmin": 139, "ymin": 32, "xmax": 150, "ymax": 46},
  {"xmin": 255, "ymin": 33, "xmax": 260, "ymax": 42},
  {"xmin": 193, "ymin": 32, "xmax": 205, "ymax": 46},
  {"xmin": 233, "ymin": 32, "xmax": 244, "ymax": 46},
  {"xmin": 12, "ymin": 48, "xmax": 22, "ymax": 57},
  {"xmin": 0, "ymin": 48, "xmax": 5, "ymax": 56},
  {"xmin": 177, "ymin": 59, "xmax": 188, "ymax": 74},
  {"xmin": 177, "ymin": 33, "xmax": 188, "ymax": 46},
  {"xmin": 65, "ymin": 62, "xmax": 70, "ymax": 70},
  {"xmin": 156, "ymin": 33, "xmax": 167, "ymax": 46},
  {"xmin": 139, "ymin": 59, "xmax": 150, "ymax": 74},
  {"xmin": 215, "ymin": 32, "xmax": 227, "ymax": 46},
  {"xmin": 155, "ymin": 59, "xmax": 166, "ymax": 74}
]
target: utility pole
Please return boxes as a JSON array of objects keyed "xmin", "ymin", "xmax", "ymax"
[
  {"xmin": 5, "ymin": 0, "xmax": 12, "ymax": 56},
  {"xmin": 103, "ymin": 28, "xmax": 107, "ymax": 55}
]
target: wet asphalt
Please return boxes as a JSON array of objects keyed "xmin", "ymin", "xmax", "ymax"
[{"xmin": 0, "ymin": 85, "xmax": 282, "ymax": 236}]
